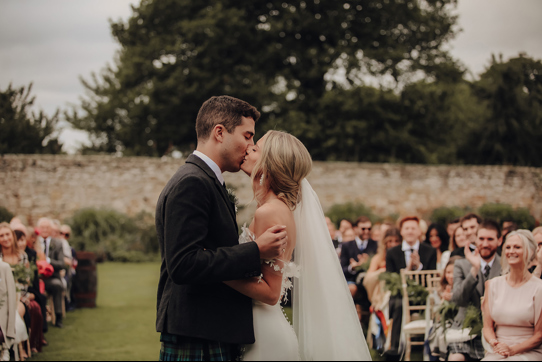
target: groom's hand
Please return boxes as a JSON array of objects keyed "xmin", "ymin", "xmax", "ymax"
[{"xmin": 256, "ymin": 225, "xmax": 288, "ymax": 260}]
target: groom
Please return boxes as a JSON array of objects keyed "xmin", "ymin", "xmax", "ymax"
[{"xmin": 156, "ymin": 96, "xmax": 288, "ymax": 361}]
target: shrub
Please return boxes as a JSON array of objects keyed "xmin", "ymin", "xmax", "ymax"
[
  {"xmin": 65, "ymin": 208, "xmax": 158, "ymax": 262},
  {"xmin": 326, "ymin": 202, "xmax": 380, "ymax": 226},
  {"xmin": 429, "ymin": 206, "xmax": 471, "ymax": 226},
  {"xmin": 0, "ymin": 206, "xmax": 14, "ymax": 223},
  {"xmin": 478, "ymin": 203, "xmax": 536, "ymax": 230}
]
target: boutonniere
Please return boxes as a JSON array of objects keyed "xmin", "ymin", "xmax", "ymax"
[{"xmin": 226, "ymin": 188, "xmax": 239, "ymax": 214}]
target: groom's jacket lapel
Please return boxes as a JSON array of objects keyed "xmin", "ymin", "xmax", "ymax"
[{"xmin": 185, "ymin": 155, "xmax": 237, "ymax": 225}]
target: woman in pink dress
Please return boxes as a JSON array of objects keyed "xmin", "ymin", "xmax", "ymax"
[{"xmin": 482, "ymin": 230, "xmax": 542, "ymax": 361}]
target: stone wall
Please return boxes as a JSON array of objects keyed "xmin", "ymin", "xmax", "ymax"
[{"xmin": 1, "ymin": 155, "xmax": 541, "ymax": 226}]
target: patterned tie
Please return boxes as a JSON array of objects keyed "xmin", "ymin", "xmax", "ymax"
[{"xmin": 484, "ymin": 264, "xmax": 491, "ymax": 279}]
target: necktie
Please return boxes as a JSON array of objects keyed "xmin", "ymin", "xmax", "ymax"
[
  {"xmin": 484, "ymin": 264, "xmax": 491, "ymax": 279},
  {"xmin": 410, "ymin": 249, "xmax": 415, "ymax": 270}
]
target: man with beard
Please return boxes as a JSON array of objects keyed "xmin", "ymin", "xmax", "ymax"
[
  {"xmin": 448, "ymin": 220, "xmax": 502, "ymax": 362},
  {"xmin": 451, "ymin": 214, "xmax": 482, "ymax": 258}
]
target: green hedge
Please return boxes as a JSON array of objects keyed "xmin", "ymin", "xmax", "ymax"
[
  {"xmin": 65, "ymin": 208, "xmax": 158, "ymax": 262},
  {"xmin": 0, "ymin": 206, "xmax": 14, "ymax": 223},
  {"xmin": 478, "ymin": 203, "xmax": 536, "ymax": 230},
  {"xmin": 325, "ymin": 202, "xmax": 381, "ymax": 226}
]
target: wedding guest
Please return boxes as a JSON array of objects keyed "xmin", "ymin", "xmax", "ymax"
[
  {"xmin": 447, "ymin": 218, "xmax": 461, "ymax": 239},
  {"xmin": 340, "ymin": 216, "xmax": 378, "ymax": 316},
  {"xmin": 450, "ymin": 224, "xmax": 468, "ymax": 252},
  {"xmin": 448, "ymin": 220, "xmax": 502, "ymax": 362},
  {"xmin": 425, "ymin": 223, "xmax": 451, "ymax": 270},
  {"xmin": 451, "ymin": 213, "xmax": 482, "ymax": 258},
  {"xmin": 385, "ymin": 216, "xmax": 437, "ymax": 359},
  {"xmin": 499, "ymin": 220, "xmax": 518, "ymax": 256},
  {"xmin": 342, "ymin": 228, "xmax": 356, "ymax": 243},
  {"xmin": 0, "ymin": 223, "xmax": 31, "ymax": 359},
  {"xmin": 325, "ymin": 217, "xmax": 340, "ymax": 250},
  {"xmin": 14, "ymin": 230, "xmax": 45, "ymax": 353},
  {"xmin": 0, "ymin": 256, "xmax": 17, "ymax": 361},
  {"xmin": 530, "ymin": 227, "xmax": 542, "ymax": 278},
  {"xmin": 338, "ymin": 218, "xmax": 353, "ymax": 242},
  {"xmin": 363, "ymin": 227, "xmax": 402, "ymax": 303},
  {"xmin": 482, "ymin": 230, "xmax": 542, "ymax": 360},
  {"xmin": 61, "ymin": 224, "xmax": 77, "ymax": 311},
  {"xmin": 36, "ymin": 218, "xmax": 66, "ymax": 328},
  {"xmin": 439, "ymin": 257, "xmax": 461, "ymax": 302},
  {"xmin": 379, "ymin": 222, "xmax": 394, "ymax": 243},
  {"xmin": 419, "ymin": 219, "xmax": 428, "ymax": 242},
  {"xmin": 371, "ymin": 223, "xmax": 382, "ymax": 243}
]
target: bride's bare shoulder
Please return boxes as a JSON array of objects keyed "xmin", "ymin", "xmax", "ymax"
[{"xmin": 254, "ymin": 200, "xmax": 292, "ymax": 226}]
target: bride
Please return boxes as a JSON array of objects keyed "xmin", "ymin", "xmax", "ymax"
[{"xmin": 224, "ymin": 130, "xmax": 372, "ymax": 361}]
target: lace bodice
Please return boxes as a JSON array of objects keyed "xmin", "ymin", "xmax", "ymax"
[{"xmin": 239, "ymin": 225, "xmax": 300, "ymax": 303}]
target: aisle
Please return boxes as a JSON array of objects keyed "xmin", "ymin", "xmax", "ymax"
[{"xmin": 32, "ymin": 262, "xmax": 161, "ymax": 361}]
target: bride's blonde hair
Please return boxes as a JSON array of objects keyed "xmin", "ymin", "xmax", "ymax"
[{"xmin": 251, "ymin": 131, "xmax": 312, "ymax": 210}]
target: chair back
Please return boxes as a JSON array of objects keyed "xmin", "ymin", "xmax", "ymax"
[{"xmin": 400, "ymin": 269, "xmax": 443, "ymax": 324}]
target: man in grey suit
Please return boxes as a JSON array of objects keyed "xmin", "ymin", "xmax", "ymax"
[
  {"xmin": 449, "ymin": 220, "xmax": 503, "ymax": 362},
  {"xmin": 37, "ymin": 218, "xmax": 68, "ymax": 328}
]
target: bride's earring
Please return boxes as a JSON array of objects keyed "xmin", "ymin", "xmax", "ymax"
[{"xmin": 260, "ymin": 174, "xmax": 265, "ymax": 186}]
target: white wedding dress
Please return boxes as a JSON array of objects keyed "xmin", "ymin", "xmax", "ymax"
[{"xmin": 239, "ymin": 180, "xmax": 372, "ymax": 361}]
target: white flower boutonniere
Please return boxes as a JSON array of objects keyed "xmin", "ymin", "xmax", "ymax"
[{"xmin": 226, "ymin": 188, "xmax": 239, "ymax": 214}]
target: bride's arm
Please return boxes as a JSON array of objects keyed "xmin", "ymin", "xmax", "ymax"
[{"xmin": 224, "ymin": 205, "xmax": 293, "ymax": 306}]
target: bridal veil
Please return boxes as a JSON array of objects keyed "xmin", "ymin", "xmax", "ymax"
[{"xmin": 292, "ymin": 179, "xmax": 372, "ymax": 361}]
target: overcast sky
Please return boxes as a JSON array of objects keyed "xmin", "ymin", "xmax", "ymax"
[{"xmin": 1, "ymin": 0, "xmax": 542, "ymax": 153}]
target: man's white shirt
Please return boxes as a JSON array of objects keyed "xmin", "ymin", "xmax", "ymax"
[
  {"xmin": 402, "ymin": 240, "xmax": 423, "ymax": 271},
  {"xmin": 193, "ymin": 151, "xmax": 225, "ymax": 186}
]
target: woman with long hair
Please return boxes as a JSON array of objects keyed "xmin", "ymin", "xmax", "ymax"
[
  {"xmin": 223, "ymin": 131, "xmax": 371, "ymax": 360},
  {"xmin": 425, "ymin": 223, "xmax": 451, "ymax": 270},
  {"xmin": 482, "ymin": 230, "xmax": 542, "ymax": 360},
  {"xmin": 0, "ymin": 222, "xmax": 31, "ymax": 360}
]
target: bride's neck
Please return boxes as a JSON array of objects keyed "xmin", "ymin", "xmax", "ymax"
[{"xmin": 253, "ymin": 179, "xmax": 278, "ymax": 207}]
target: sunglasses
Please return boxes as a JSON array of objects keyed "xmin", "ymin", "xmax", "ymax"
[
  {"xmin": 360, "ymin": 227, "xmax": 372, "ymax": 231},
  {"xmin": 60, "ymin": 232, "xmax": 70, "ymax": 237}
]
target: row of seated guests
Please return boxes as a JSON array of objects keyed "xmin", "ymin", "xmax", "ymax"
[{"xmin": 0, "ymin": 218, "xmax": 74, "ymax": 360}]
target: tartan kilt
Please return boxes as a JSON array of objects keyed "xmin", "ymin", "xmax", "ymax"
[
  {"xmin": 160, "ymin": 333, "xmax": 242, "ymax": 361},
  {"xmin": 448, "ymin": 336, "xmax": 485, "ymax": 361}
]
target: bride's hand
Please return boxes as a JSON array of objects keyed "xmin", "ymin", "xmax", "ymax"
[{"xmin": 256, "ymin": 225, "xmax": 288, "ymax": 260}]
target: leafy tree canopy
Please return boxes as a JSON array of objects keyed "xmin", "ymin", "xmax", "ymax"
[
  {"xmin": 69, "ymin": 0, "xmax": 461, "ymax": 158},
  {"xmin": 0, "ymin": 83, "xmax": 62, "ymax": 155}
]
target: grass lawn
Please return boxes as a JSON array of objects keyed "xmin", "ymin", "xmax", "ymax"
[
  {"xmin": 32, "ymin": 262, "xmax": 161, "ymax": 361},
  {"xmin": 31, "ymin": 262, "xmax": 402, "ymax": 361}
]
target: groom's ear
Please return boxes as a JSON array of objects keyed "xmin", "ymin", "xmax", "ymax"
[{"xmin": 212, "ymin": 124, "xmax": 226, "ymax": 143}]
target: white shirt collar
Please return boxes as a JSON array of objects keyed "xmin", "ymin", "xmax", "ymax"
[
  {"xmin": 402, "ymin": 240, "xmax": 420, "ymax": 252},
  {"xmin": 193, "ymin": 151, "xmax": 225, "ymax": 186},
  {"xmin": 355, "ymin": 236, "xmax": 368, "ymax": 251},
  {"xmin": 481, "ymin": 255, "xmax": 496, "ymax": 270}
]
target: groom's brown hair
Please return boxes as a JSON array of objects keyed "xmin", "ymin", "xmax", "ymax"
[{"xmin": 196, "ymin": 96, "xmax": 261, "ymax": 141}]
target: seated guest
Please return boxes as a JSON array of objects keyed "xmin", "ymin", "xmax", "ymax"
[
  {"xmin": 447, "ymin": 218, "xmax": 461, "ymax": 240},
  {"xmin": 338, "ymin": 218, "xmax": 354, "ymax": 243},
  {"xmin": 448, "ymin": 220, "xmax": 502, "ymax": 362},
  {"xmin": 450, "ymin": 224, "xmax": 468, "ymax": 253},
  {"xmin": 325, "ymin": 217, "xmax": 341, "ymax": 251},
  {"xmin": 385, "ymin": 216, "xmax": 437, "ymax": 358},
  {"xmin": 0, "ymin": 256, "xmax": 17, "ymax": 361},
  {"xmin": 371, "ymin": 223, "xmax": 382, "ymax": 243},
  {"xmin": 0, "ymin": 223, "xmax": 31, "ymax": 359},
  {"xmin": 451, "ymin": 213, "xmax": 482, "ymax": 258},
  {"xmin": 482, "ymin": 230, "xmax": 542, "ymax": 361},
  {"xmin": 36, "ymin": 218, "xmax": 66, "ymax": 328},
  {"xmin": 439, "ymin": 256, "xmax": 461, "ymax": 302},
  {"xmin": 340, "ymin": 216, "xmax": 378, "ymax": 317},
  {"xmin": 425, "ymin": 223, "xmax": 451, "ymax": 270},
  {"xmin": 14, "ymin": 229, "xmax": 45, "ymax": 353},
  {"xmin": 363, "ymin": 227, "xmax": 402, "ymax": 303},
  {"xmin": 530, "ymin": 227, "xmax": 542, "ymax": 278}
]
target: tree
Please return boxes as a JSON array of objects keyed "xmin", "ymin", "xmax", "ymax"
[
  {"xmin": 0, "ymin": 83, "xmax": 62, "ymax": 155},
  {"xmin": 70, "ymin": 0, "xmax": 461, "ymax": 157},
  {"xmin": 461, "ymin": 54, "xmax": 542, "ymax": 166}
]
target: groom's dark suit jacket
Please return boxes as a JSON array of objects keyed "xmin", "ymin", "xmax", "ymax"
[{"xmin": 156, "ymin": 154, "xmax": 262, "ymax": 344}]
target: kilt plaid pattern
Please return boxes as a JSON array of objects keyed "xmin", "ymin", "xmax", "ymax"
[
  {"xmin": 160, "ymin": 333, "xmax": 241, "ymax": 361},
  {"xmin": 448, "ymin": 337, "xmax": 485, "ymax": 360}
]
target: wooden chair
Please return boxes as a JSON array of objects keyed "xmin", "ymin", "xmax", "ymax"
[{"xmin": 400, "ymin": 269, "xmax": 443, "ymax": 361}]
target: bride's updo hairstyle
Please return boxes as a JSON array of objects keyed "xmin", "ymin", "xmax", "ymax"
[{"xmin": 252, "ymin": 131, "xmax": 312, "ymax": 210}]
